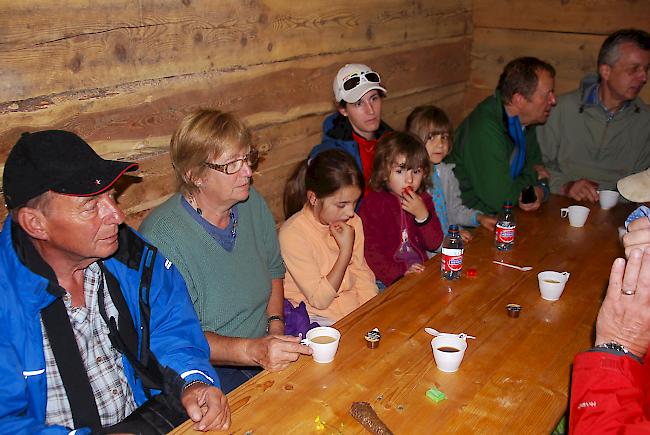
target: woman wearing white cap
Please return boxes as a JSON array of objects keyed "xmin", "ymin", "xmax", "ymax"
[{"xmin": 309, "ymin": 64, "xmax": 393, "ymax": 195}]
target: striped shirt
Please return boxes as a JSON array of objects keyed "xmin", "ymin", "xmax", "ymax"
[{"xmin": 41, "ymin": 262, "xmax": 137, "ymax": 428}]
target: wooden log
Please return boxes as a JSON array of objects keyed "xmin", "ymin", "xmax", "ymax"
[
  {"xmin": 474, "ymin": 0, "xmax": 650, "ymax": 34},
  {"xmin": 0, "ymin": 0, "xmax": 471, "ymax": 101},
  {"xmin": 469, "ymin": 28, "xmax": 603, "ymax": 92},
  {"xmin": 0, "ymin": 37, "xmax": 471, "ymax": 163}
]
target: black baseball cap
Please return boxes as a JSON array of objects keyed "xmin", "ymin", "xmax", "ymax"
[{"xmin": 3, "ymin": 130, "xmax": 138, "ymax": 209}]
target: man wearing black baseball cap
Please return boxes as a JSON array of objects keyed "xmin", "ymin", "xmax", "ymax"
[{"xmin": 0, "ymin": 130, "xmax": 230, "ymax": 432}]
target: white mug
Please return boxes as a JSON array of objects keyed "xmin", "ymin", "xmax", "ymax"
[
  {"xmin": 598, "ymin": 190, "xmax": 620, "ymax": 210},
  {"xmin": 431, "ymin": 333, "xmax": 468, "ymax": 373},
  {"xmin": 302, "ymin": 326, "xmax": 341, "ymax": 363},
  {"xmin": 560, "ymin": 205, "xmax": 590, "ymax": 227}
]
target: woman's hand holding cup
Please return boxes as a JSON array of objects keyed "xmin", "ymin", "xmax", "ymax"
[{"xmin": 250, "ymin": 335, "xmax": 312, "ymax": 372}]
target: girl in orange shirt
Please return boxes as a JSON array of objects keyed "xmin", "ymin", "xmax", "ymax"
[{"xmin": 280, "ymin": 149, "xmax": 378, "ymax": 326}]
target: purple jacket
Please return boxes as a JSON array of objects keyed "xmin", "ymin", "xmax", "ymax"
[{"xmin": 358, "ymin": 190, "xmax": 443, "ymax": 285}]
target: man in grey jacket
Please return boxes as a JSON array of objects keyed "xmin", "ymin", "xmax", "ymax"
[{"xmin": 538, "ymin": 29, "xmax": 650, "ymax": 202}]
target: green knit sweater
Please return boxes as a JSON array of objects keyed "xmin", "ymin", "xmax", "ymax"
[{"xmin": 139, "ymin": 188, "xmax": 285, "ymax": 339}]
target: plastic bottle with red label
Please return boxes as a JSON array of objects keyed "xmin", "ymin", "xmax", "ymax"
[
  {"xmin": 495, "ymin": 200, "xmax": 516, "ymax": 251},
  {"xmin": 441, "ymin": 225, "xmax": 464, "ymax": 280}
]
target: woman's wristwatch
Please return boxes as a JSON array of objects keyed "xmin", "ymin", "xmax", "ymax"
[{"xmin": 266, "ymin": 315, "xmax": 285, "ymax": 333}]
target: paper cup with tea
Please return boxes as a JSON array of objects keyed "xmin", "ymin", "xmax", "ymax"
[
  {"xmin": 538, "ymin": 271, "xmax": 570, "ymax": 301},
  {"xmin": 431, "ymin": 333, "xmax": 468, "ymax": 373},
  {"xmin": 302, "ymin": 326, "xmax": 341, "ymax": 363},
  {"xmin": 560, "ymin": 206, "xmax": 590, "ymax": 227},
  {"xmin": 598, "ymin": 190, "xmax": 619, "ymax": 210}
]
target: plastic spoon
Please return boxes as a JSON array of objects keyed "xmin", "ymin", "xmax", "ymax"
[
  {"xmin": 425, "ymin": 328, "xmax": 475, "ymax": 340},
  {"xmin": 493, "ymin": 260, "xmax": 533, "ymax": 271}
]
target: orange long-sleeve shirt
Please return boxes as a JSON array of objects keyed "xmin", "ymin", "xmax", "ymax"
[{"xmin": 279, "ymin": 206, "xmax": 378, "ymax": 323}]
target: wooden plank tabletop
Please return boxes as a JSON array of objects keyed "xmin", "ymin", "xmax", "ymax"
[{"xmin": 171, "ymin": 195, "xmax": 633, "ymax": 435}]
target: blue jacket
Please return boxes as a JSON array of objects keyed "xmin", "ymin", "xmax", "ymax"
[
  {"xmin": 308, "ymin": 112, "xmax": 392, "ymax": 178},
  {"xmin": 0, "ymin": 217, "xmax": 218, "ymax": 434}
]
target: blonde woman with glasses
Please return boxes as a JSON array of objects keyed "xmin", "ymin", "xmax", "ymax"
[{"xmin": 140, "ymin": 110, "xmax": 311, "ymax": 393}]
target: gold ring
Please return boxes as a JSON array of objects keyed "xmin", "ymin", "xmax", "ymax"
[{"xmin": 622, "ymin": 288, "xmax": 636, "ymax": 295}]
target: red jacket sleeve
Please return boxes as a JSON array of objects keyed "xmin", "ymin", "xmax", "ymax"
[
  {"xmin": 358, "ymin": 192, "xmax": 405, "ymax": 286},
  {"xmin": 570, "ymin": 351, "xmax": 650, "ymax": 434},
  {"xmin": 414, "ymin": 192, "xmax": 444, "ymax": 252}
]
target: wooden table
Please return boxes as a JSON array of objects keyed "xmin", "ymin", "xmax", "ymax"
[{"xmin": 172, "ymin": 196, "xmax": 633, "ymax": 434}]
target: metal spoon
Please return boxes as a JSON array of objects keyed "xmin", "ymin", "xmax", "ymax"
[
  {"xmin": 424, "ymin": 328, "xmax": 475, "ymax": 340},
  {"xmin": 493, "ymin": 260, "xmax": 533, "ymax": 271}
]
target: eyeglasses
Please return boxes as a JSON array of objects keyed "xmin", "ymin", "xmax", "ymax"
[
  {"xmin": 204, "ymin": 149, "xmax": 259, "ymax": 175},
  {"xmin": 342, "ymin": 71, "xmax": 381, "ymax": 91},
  {"xmin": 426, "ymin": 132, "xmax": 451, "ymax": 142}
]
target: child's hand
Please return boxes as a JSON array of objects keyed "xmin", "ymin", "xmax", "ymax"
[
  {"xmin": 459, "ymin": 229, "xmax": 473, "ymax": 243},
  {"xmin": 405, "ymin": 263, "xmax": 425, "ymax": 275},
  {"xmin": 477, "ymin": 214, "xmax": 497, "ymax": 231},
  {"xmin": 329, "ymin": 222, "xmax": 355, "ymax": 253},
  {"xmin": 401, "ymin": 187, "xmax": 429, "ymax": 221}
]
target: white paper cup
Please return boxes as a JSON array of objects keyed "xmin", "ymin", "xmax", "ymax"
[
  {"xmin": 560, "ymin": 206, "xmax": 590, "ymax": 227},
  {"xmin": 599, "ymin": 190, "xmax": 620, "ymax": 210},
  {"xmin": 431, "ymin": 334, "xmax": 467, "ymax": 373},
  {"xmin": 304, "ymin": 326, "xmax": 341, "ymax": 363},
  {"xmin": 538, "ymin": 271, "xmax": 570, "ymax": 301}
]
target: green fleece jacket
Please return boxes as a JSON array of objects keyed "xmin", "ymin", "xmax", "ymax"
[
  {"xmin": 537, "ymin": 74, "xmax": 650, "ymax": 193},
  {"xmin": 449, "ymin": 91, "xmax": 542, "ymax": 214}
]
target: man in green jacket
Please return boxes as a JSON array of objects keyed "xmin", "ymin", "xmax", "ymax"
[
  {"xmin": 449, "ymin": 57, "xmax": 556, "ymax": 214},
  {"xmin": 537, "ymin": 29, "xmax": 650, "ymax": 203}
]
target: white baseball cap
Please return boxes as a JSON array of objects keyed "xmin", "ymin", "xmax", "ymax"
[
  {"xmin": 333, "ymin": 64, "xmax": 387, "ymax": 103},
  {"xmin": 618, "ymin": 168, "xmax": 650, "ymax": 202}
]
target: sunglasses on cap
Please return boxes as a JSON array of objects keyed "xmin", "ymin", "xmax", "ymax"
[{"xmin": 343, "ymin": 71, "xmax": 381, "ymax": 91}]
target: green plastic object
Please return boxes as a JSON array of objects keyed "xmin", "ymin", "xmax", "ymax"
[{"xmin": 426, "ymin": 387, "xmax": 446, "ymax": 403}]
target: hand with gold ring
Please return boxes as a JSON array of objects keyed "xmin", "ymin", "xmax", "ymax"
[{"xmin": 595, "ymin": 248, "xmax": 650, "ymax": 359}]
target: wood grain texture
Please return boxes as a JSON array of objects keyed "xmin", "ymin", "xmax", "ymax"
[
  {"xmin": 469, "ymin": 28, "xmax": 604, "ymax": 94},
  {"xmin": 0, "ymin": 37, "xmax": 470, "ymax": 160},
  {"xmin": 474, "ymin": 0, "xmax": 650, "ymax": 34},
  {"xmin": 170, "ymin": 196, "xmax": 633, "ymax": 434},
  {"xmin": 0, "ymin": 0, "xmax": 471, "ymax": 101}
]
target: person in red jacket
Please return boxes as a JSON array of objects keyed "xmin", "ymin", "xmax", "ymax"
[{"xmin": 570, "ymin": 247, "xmax": 650, "ymax": 433}]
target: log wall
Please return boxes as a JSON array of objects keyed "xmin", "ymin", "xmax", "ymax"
[
  {"xmin": 2, "ymin": 1, "xmax": 647, "ymax": 227},
  {"xmin": 466, "ymin": 0, "xmax": 650, "ymax": 115},
  {"xmin": 0, "ymin": 0, "xmax": 472, "ymax": 226}
]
